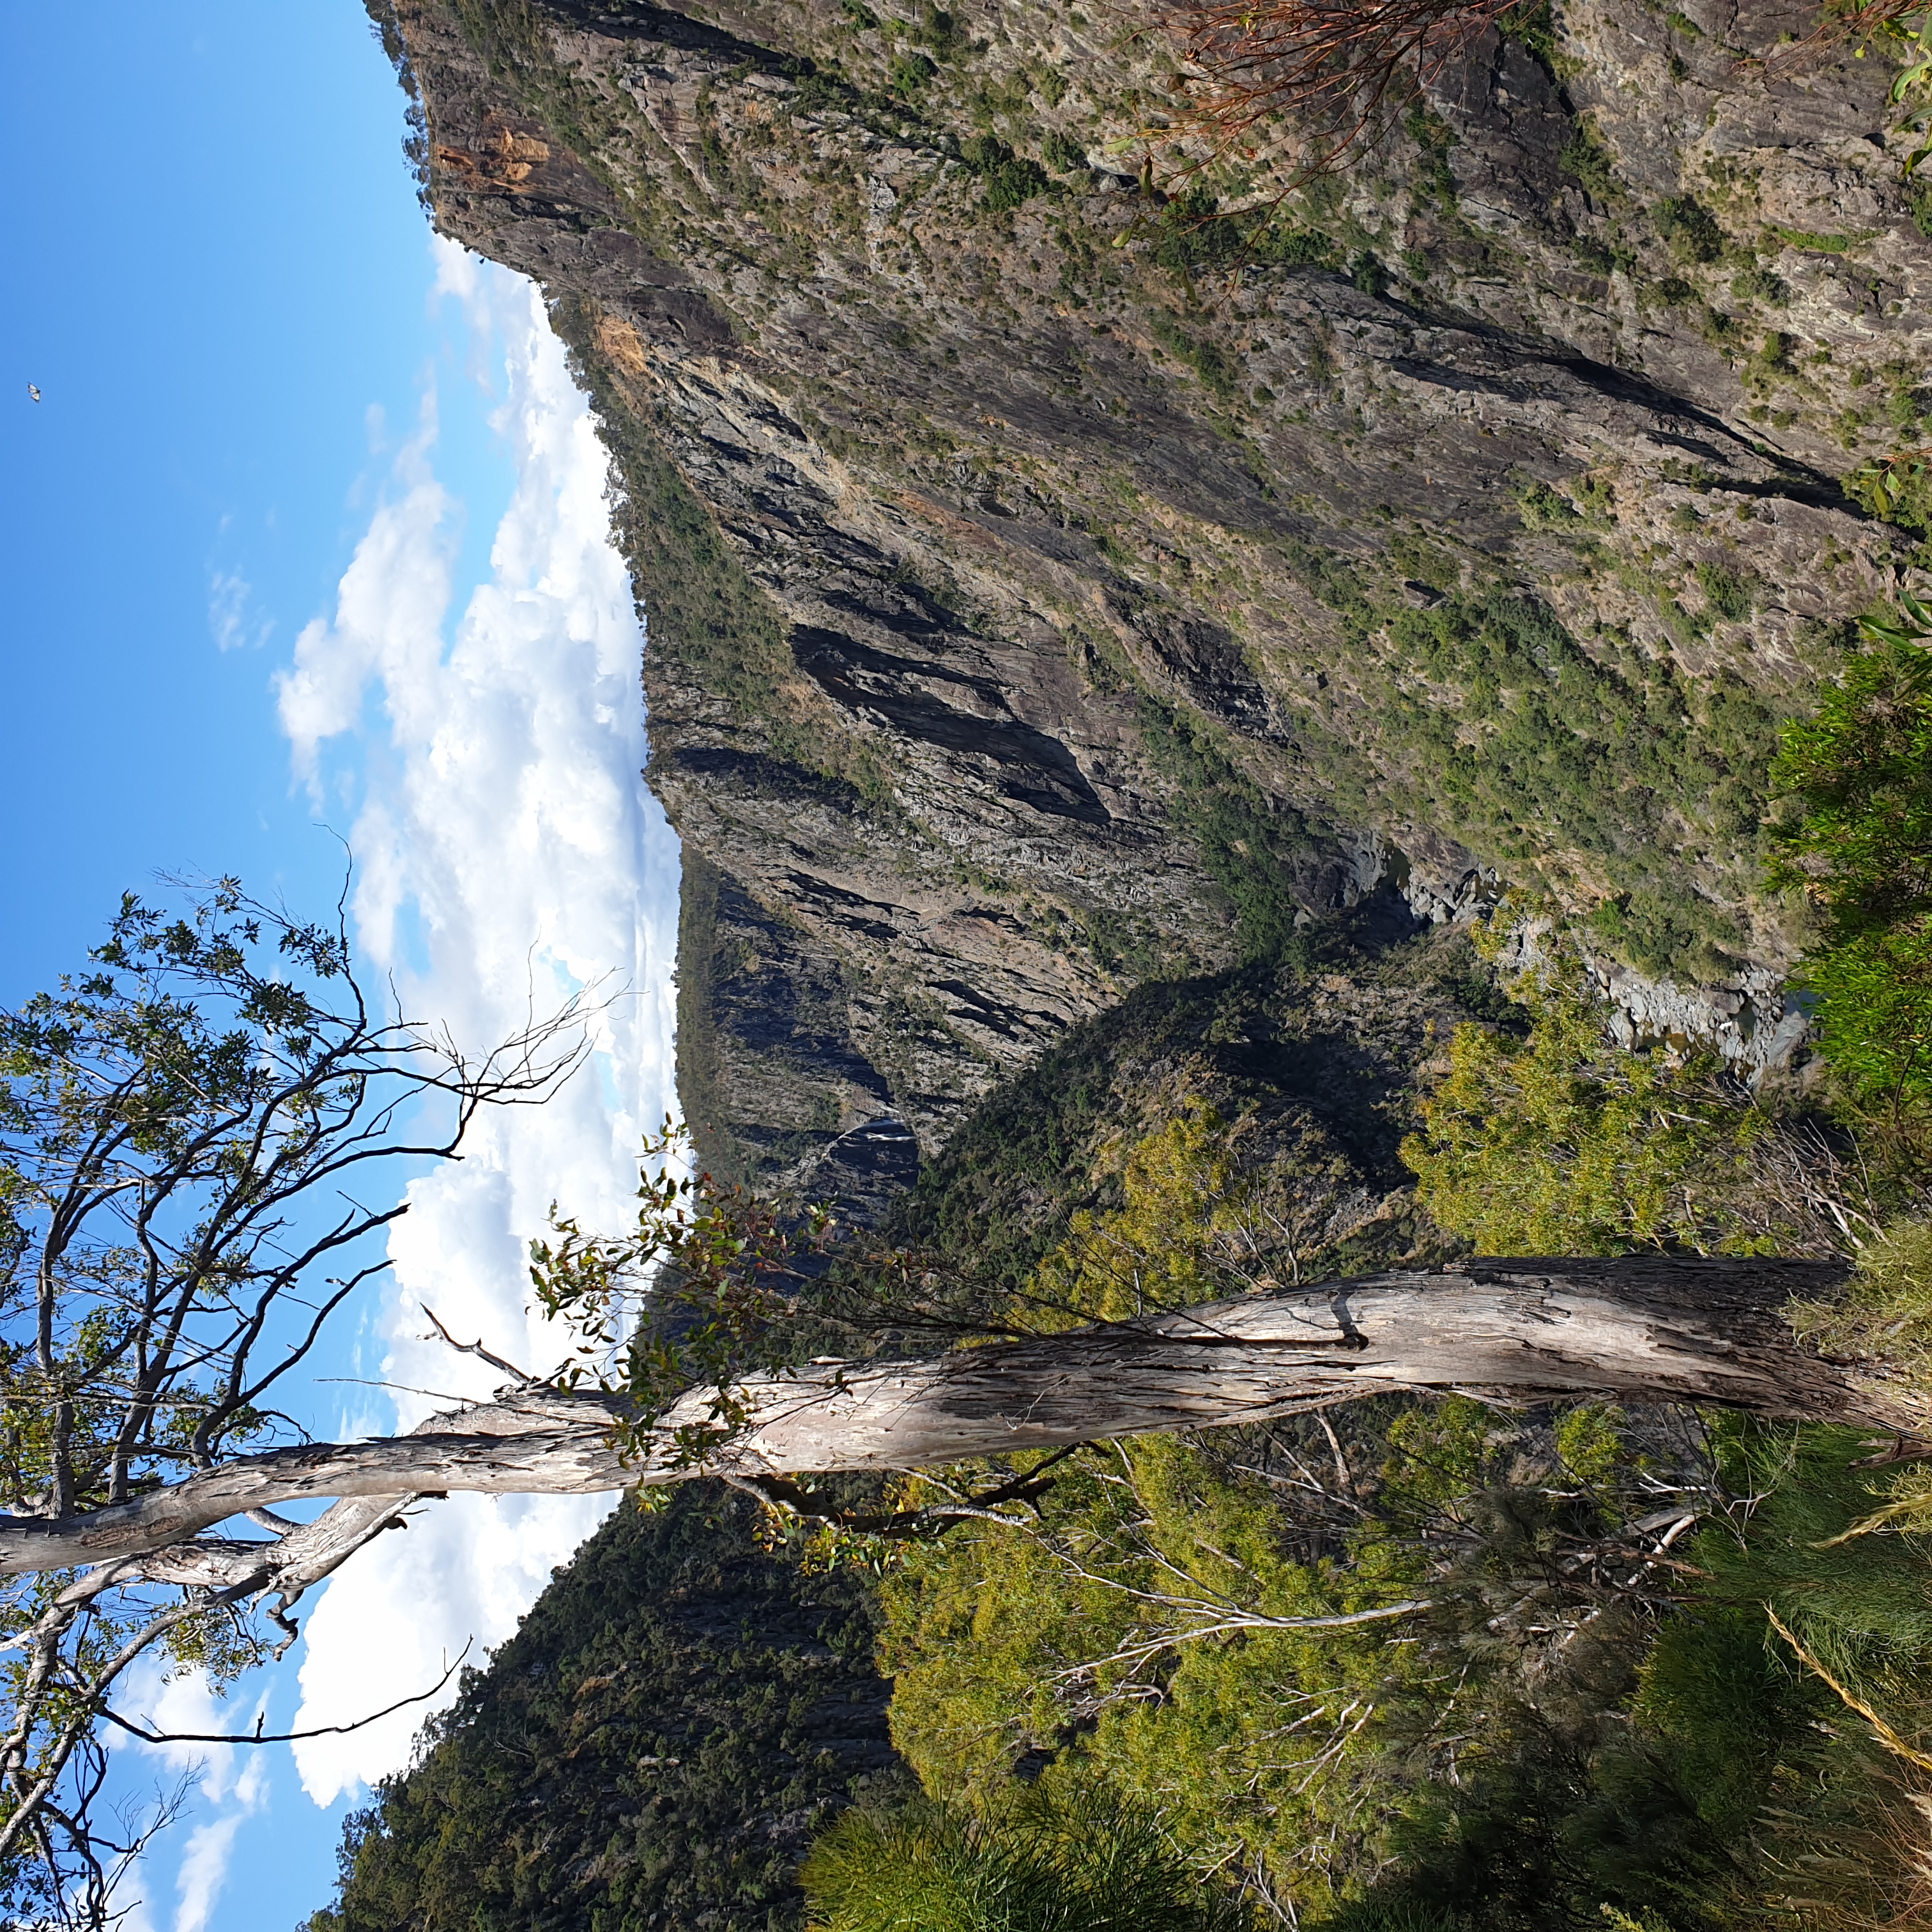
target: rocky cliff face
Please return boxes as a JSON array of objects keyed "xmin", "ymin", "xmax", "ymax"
[{"xmin": 377, "ymin": 0, "xmax": 1930, "ymax": 1176}]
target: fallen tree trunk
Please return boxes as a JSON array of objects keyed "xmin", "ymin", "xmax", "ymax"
[{"xmin": 1, "ymin": 1255, "xmax": 1901, "ymax": 1585}]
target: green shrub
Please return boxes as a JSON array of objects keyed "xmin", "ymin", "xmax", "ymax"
[
  {"xmin": 1792, "ymin": 1216, "xmax": 1932, "ymax": 1384},
  {"xmin": 876, "ymin": 1430, "xmax": 1441, "ymax": 1910},
  {"xmin": 1692, "ymin": 561, "xmax": 1752, "ymax": 622},
  {"xmin": 1655, "ymin": 195, "xmax": 1722, "ymax": 263},
  {"xmin": 1365, "ymin": 587, "xmax": 1766, "ymax": 981},
  {"xmin": 1132, "ymin": 693, "xmax": 1317, "ymax": 958},
  {"xmin": 1558, "ymin": 119, "xmax": 1618, "ymax": 199},
  {"xmin": 305, "ymin": 1484, "xmax": 898, "ymax": 1932},
  {"xmin": 960, "ymin": 135, "xmax": 1049, "ymax": 210},
  {"xmin": 1147, "ymin": 312, "xmax": 1240, "ymax": 400},
  {"xmin": 804, "ymin": 1789, "xmax": 1245, "ymax": 1932},
  {"xmin": 1515, "ymin": 479, "xmax": 1581, "ymax": 530},
  {"xmin": 1402, "ymin": 980, "xmax": 1782, "ymax": 1254},
  {"xmin": 1149, "ymin": 188, "xmax": 1336, "ymax": 274},
  {"xmin": 1731, "ymin": 261, "xmax": 1788, "ymax": 307},
  {"xmin": 889, "ymin": 49, "xmax": 936, "ymax": 95},
  {"xmin": 1040, "ymin": 128, "xmax": 1086, "ymax": 174},
  {"xmin": 1844, "ymin": 447, "xmax": 1932, "ymax": 536},
  {"xmin": 1769, "ymin": 601, "xmax": 1932, "ymax": 1123}
]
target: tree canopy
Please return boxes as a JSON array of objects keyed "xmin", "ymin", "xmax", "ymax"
[{"xmin": 0, "ymin": 881, "xmax": 587, "ymax": 1924}]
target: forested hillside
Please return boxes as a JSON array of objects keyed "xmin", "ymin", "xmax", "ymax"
[
  {"xmin": 301, "ymin": 1483, "xmax": 902, "ymax": 1931},
  {"xmin": 303, "ymin": 902, "xmax": 1932, "ymax": 1928},
  {"xmin": 375, "ymin": 0, "xmax": 1932, "ymax": 1180}
]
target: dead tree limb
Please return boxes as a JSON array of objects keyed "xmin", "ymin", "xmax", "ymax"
[{"xmin": 0, "ymin": 1255, "xmax": 1894, "ymax": 1586}]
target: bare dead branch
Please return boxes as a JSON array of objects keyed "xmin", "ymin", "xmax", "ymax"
[{"xmin": 100, "ymin": 1640, "xmax": 472, "ymax": 1747}]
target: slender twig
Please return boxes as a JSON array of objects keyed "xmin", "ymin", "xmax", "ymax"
[{"xmin": 102, "ymin": 1641, "xmax": 471, "ymax": 1746}]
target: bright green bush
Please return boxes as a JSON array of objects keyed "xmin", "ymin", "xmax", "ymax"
[
  {"xmin": 1400, "ymin": 981, "xmax": 1775, "ymax": 1255},
  {"xmin": 804, "ymin": 1788, "xmax": 1244, "ymax": 1932},
  {"xmin": 876, "ymin": 1432, "xmax": 1430, "ymax": 1908},
  {"xmin": 1770, "ymin": 604, "xmax": 1932, "ymax": 1126}
]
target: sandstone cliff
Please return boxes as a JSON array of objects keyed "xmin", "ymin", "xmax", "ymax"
[{"xmin": 374, "ymin": 0, "xmax": 1930, "ymax": 1177}]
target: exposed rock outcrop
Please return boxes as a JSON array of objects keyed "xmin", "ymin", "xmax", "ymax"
[{"xmin": 378, "ymin": 0, "xmax": 1931, "ymax": 1172}]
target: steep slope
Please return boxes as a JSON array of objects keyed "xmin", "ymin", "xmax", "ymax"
[
  {"xmin": 376, "ymin": 0, "xmax": 1928, "ymax": 1176},
  {"xmin": 885, "ymin": 907, "xmax": 1503, "ymax": 1292}
]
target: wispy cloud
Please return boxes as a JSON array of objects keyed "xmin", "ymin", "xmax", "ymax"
[
  {"xmin": 286, "ymin": 240, "xmax": 680, "ymax": 1803},
  {"xmin": 207, "ymin": 568, "xmax": 272, "ymax": 653},
  {"xmin": 171, "ymin": 1815, "xmax": 245, "ymax": 1932},
  {"xmin": 274, "ymin": 396, "xmax": 452, "ymax": 802},
  {"xmin": 112, "ymin": 1664, "xmax": 270, "ymax": 1932}
]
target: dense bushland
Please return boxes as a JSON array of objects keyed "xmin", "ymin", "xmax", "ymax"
[
  {"xmin": 301, "ymin": 601, "xmax": 1932, "ymax": 1932},
  {"xmin": 836, "ymin": 1079, "xmax": 1932, "ymax": 1927},
  {"xmin": 801, "ymin": 597, "xmax": 1932, "ymax": 1930}
]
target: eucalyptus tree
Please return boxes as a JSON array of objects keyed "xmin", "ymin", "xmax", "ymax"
[{"xmin": 0, "ymin": 882, "xmax": 588, "ymax": 1926}]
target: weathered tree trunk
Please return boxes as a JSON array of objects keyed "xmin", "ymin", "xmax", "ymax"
[{"xmin": 1, "ymin": 1257, "xmax": 1901, "ymax": 1587}]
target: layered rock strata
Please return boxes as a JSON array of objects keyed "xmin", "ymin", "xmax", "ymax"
[{"xmin": 379, "ymin": 0, "xmax": 1931, "ymax": 1169}]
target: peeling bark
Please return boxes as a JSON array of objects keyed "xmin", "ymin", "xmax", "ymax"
[{"xmin": 1, "ymin": 1257, "xmax": 1897, "ymax": 1586}]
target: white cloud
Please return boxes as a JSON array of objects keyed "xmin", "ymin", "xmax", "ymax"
[
  {"xmin": 285, "ymin": 255, "xmax": 680, "ymax": 1803},
  {"xmin": 116, "ymin": 1664, "xmax": 266, "ymax": 1803},
  {"xmin": 275, "ymin": 397, "xmax": 454, "ymax": 801},
  {"xmin": 207, "ymin": 569, "xmax": 271, "ymax": 653},
  {"xmin": 171, "ymin": 1813, "xmax": 245, "ymax": 1932},
  {"xmin": 111, "ymin": 1664, "xmax": 270, "ymax": 1932}
]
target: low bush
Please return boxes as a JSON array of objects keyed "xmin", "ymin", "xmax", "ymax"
[
  {"xmin": 1401, "ymin": 970, "xmax": 1860, "ymax": 1257},
  {"xmin": 804, "ymin": 1788, "xmax": 1245, "ymax": 1932},
  {"xmin": 1770, "ymin": 595, "xmax": 1932, "ymax": 1140}
]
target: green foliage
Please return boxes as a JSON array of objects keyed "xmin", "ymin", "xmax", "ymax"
[
  {"xmin": 1691, "ymin": 561, "xmax": 1752, "ymax": 622},
  {"xmin": 1790, "ymin": 1215, "xmax": 1932, "ymax": 1387},
  {"xmin": 1873, "ymin": 3, "xmax": 1932, "ymax": 177},
  {"xmin": 888, "ymin": 49, "xmax": 936, "ymax": 96},
  {"xmin": 532, "ymin": 1121, "xmax": 839, "ymax": 1463},
  {"xmin": 1558, "ymin": 119, "xmax": 1619, "ymax": 200},
  {"xmin": 1023, "ymin": 1106, "xmax": 1245, "ymax": 1323},
  {"xmin": 877, "ymin": 926, "xmax": 1482, "ymax": 1341},
  {"xmin": 1770, "ymin": 597, "xmax": 1932, "ymax": 1123},
  {"xmin": 877, "ymin": 1432, "xmax": 1437, "ymax": 1912},
  {"xmin": 871, "ymin": 1101, "xmax": 1776, "ymax": 1919},
  {"xmin": 1307, "ymin": 1415, "xmax": 1932, "ymax": 1932},
  {"xmin": 305, "ymin": 1483, "xmax": 901, "ymax": 1932},
  {"xmin": 804, "ymin": 1788, "xmax": 1243, "ymax": 1932},
  {"xmin": 1845, "ymin": 444, "xmax": 1932, "ymax": 535},
  {"xmin": 1149, "ymin": 189, "xmax": 1339, "ymax": 277},
  {"xmin": 1402, "ymin": 974, "xmax": 1809, "ymax": 1256},
  {"xmin": 1147, "ymin": 312, "xmax": 1240, "ymax": 401},
  {"xmin": 1133, "ymin": 694, "xmax": 1318, "ymax": 960},
  {"xmin": 959, "ymin": 135, "xmax": 1049, "ymax": 210},
  {"xmin": 0, "ymin": 877, "xmax": 583, "ymax": 1919},
  {"xmin": 1039, "ymin": 129, "xmax": 1086, "ymax": 175},
  {"xmin": 1497, "ymin": 0, "xmax": 1556, "ymax": 68},
  {"xmin": 1690, "ymin": 1418, "xmax": 1932, "ymax": 1724},
  {"xmin": 868, "ymin": 1309, "xmax": 1791, "ymax": 1927},
  {"xmin": 1515, "ymin": 479, "xmax": 1581, "ymax": 530},
  {"xmin": 1335, "ymin": 585, "xmax": 1772, "ymax": 980},
  {"xmin": 1653, "ymin": 195, "xmax": 1722, "ymax": 264},
  {"xmin": 1731, "ymin": 261, "xmax": 1788, "ymax": 307},
  {"xmin": 793, "ymin": 69, "xmax": 850, "ymax": 115}
]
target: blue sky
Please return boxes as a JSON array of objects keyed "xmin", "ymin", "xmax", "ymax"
[
  {"xmin": 1, "ymin": 2, "xmax": 512, "ymax": 985},
  {"xmin": 1, "ymin": 6, "xmax": 680, "ymax": 1926}
]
